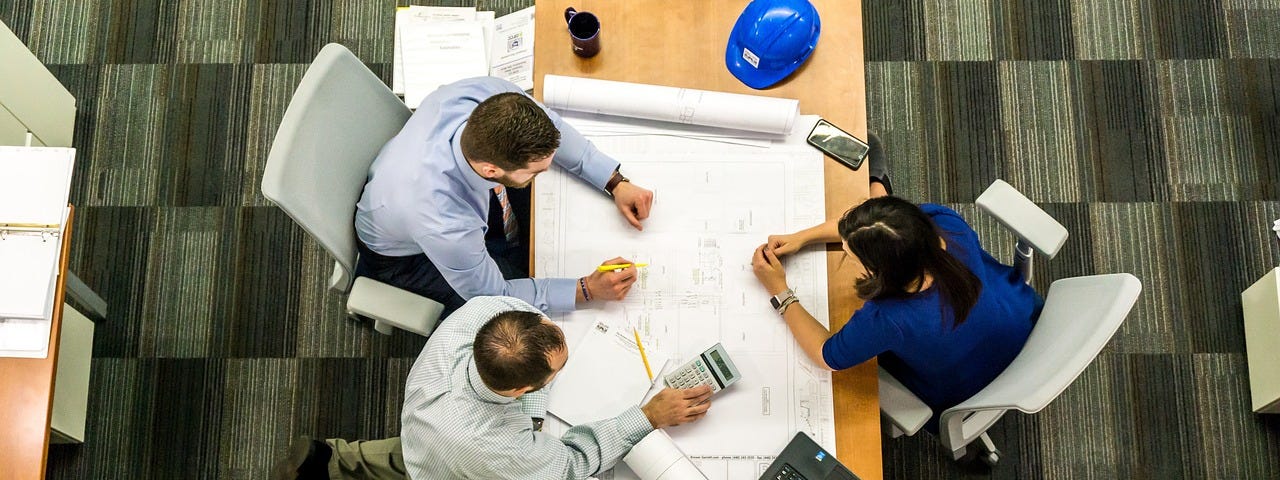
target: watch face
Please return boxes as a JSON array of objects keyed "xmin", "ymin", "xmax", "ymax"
[{"xmin": 770, "ymin": 296, "xmax": 782, "ymax": 309}]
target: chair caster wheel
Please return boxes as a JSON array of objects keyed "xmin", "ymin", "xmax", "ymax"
[{"xmin": 981, "ymin": 451, "xmax": 999, "ymax": 466}]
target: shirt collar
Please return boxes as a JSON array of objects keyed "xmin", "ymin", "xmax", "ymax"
[
  {"xmin": 451, "ymin": 121, "xmax": 500, "ymax": 194},
  {"xmin": 466, "ymin": 358, "xmax": 516, "ymax": 405}
]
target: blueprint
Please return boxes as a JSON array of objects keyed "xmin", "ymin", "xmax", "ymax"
[
  {"xmin": 535, "ymin": 128, "xmax": 835, "ymax": 480},
  {"xmin": 543, "ymin": 76, "xmax": 800, "ymax": 135}
]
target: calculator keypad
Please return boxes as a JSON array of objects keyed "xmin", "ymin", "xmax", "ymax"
[{"xmin": 664, "ymin": 358, "xmax": 722, "ymax": 393}]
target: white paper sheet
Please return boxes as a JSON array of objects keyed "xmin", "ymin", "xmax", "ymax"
[
  {"xmin": 393, "ymin": 6, "xmax": 478, "ymax": 96},
  {"xmin": 548, "ymin": 320, "xmax": 669, "ymax": 426},
  {"xmin": 537, "ymin": 117, "xmax": 835, "ymax": 480},
  {"xmin": 543, "ymin": 75, "xmax": 800, "ymax": 135},
  {"xmin": 400, "ymin": 21, "xmax": 489, "ymax": 108},
  {"xmin": 489, "ymin": 6, "xmax": 536, "ymax": 90}
]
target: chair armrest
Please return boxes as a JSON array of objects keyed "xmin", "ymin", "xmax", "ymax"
[
  {"xmin": 878, "ymin": 367, "xmax": 932, "ymax": 437},
  {"xmin": 975, "ymin": 179, "xmax": 1068, "ymax": 259},
  {"xmin": 346, "ymin": 277, "xmax": 443, "ymax": 337}
]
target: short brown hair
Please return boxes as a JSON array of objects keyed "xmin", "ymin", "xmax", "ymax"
[
  {"xmin": 473, "ymin": 310, "xmax": 566, "ymax": 391},
  {"xmin": 460, "ymin": 93, "xmax": 561, "ymax": 171}
]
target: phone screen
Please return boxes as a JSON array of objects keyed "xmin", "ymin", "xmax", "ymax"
[{"xmin": 807, "ymin": 119, "xmax": 870, "ymax": 170}]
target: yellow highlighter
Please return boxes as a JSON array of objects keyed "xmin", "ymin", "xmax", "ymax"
[
  {"xmin": 597, "ymin": 263, "xmax": 649, "ymax": 272},
  {"xmin": 633, "ymin": 328, "xmax": 654, "ymax": 381}
]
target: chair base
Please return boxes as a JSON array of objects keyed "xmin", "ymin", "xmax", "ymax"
[{"xmin": 345, "ymin": 277, "xmax": 443, "ymax": 337}]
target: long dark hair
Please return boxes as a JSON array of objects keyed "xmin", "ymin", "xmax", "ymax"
[{"xmin": 837, "ymin": 197, "xmax": 981, "ymax": 328}]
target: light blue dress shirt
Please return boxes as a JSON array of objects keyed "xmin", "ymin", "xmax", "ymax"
[
  {"xmin": 355, "ymin": 77, "xmax": 620, "ymax": 313},
  {"xmin": 401, "ymin": 296, "xmax": 654, "ymax": 480}
]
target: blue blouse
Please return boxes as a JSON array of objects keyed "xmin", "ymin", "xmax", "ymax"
[{"xmin": 821, "ymin": 204, "xmax": 1043, "ymax": 415}]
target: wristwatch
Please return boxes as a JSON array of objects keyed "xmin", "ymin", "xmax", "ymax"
[
  {"xmin": 605, "ymin": 169, "xmax": 630, "ymax": 196},
  {"xmin": 769, "ymin": 288, "xmax": 798, "ymax": 315}
]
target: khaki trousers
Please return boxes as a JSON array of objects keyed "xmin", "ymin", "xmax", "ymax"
[{"xmin": 326, "ymin": 437, "xmax": 406, "ymax": 480}]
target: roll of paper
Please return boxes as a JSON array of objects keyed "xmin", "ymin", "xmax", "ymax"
[
  {"xmin": 622, "ymin": 429, "xmax": 709, "ymax": 480},
  {"xmin": 543, "ymin": 75, "xmax": 800, "ymax": 135}
]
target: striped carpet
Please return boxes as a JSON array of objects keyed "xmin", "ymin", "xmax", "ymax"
[{"xmin": 1, "ymin": 0, "xmax": 1277, "ymax": 478}]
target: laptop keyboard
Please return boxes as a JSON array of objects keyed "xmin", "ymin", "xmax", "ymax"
[{"xmin": 769, "ymin": 463, "xmax": 810, "ymax": 480}]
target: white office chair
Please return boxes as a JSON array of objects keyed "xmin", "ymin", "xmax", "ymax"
[
  {"xmin": 877, "ymin": 180, "xmax": 1142, "ymax": 465},
  {"xmin": 261, "ymin": 43, "xmax": 443, "ymax": 337}
]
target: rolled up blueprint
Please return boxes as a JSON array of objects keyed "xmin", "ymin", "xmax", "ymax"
[
  {"xmin": 622, "ymin": 429, "xmax": 709, "ymax": 480},
  {"xmin": 543, "ymin": 75, "xmax": 800, "ymax": 135}
]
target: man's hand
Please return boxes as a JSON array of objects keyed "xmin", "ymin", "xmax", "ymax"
[
  {"xmin": 751, "ymin": 244, "xmax": 789, "ymax": 296},
  {"xmin": 612, "ymin": 182, "xmax": 654, "ymax": 231},
  {"xmin": 581, "ymin": 257, "xmax": 640, "ymax": 302},
  {"xmin": 641, "ymin": 386, "xmax": 713, "ymax": 429}
]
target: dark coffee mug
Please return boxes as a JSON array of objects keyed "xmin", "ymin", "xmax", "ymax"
[{"xmin": 564, "ymin": 7, "xmax": 601, "ymax": 58}]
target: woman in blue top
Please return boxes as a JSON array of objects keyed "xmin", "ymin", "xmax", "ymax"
[{"xmin": 750, "ymin": 167, "xmax": 1043, "ymax": 429}]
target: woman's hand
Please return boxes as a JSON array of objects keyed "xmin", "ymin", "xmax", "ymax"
[
  {"xmin": 765, "ymin": 232, "xmax": 807, "ymax": 257},
  {"xmin": 751, "ymin": 244, "xmax": 789, "ymax": 296}
]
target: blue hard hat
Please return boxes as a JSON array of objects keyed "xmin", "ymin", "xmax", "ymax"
[{"xmin": 725, "ymin": 0, "xmax": 822, "ymax": 89}]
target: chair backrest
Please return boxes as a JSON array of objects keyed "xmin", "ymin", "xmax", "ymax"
[
  {"xmin": 261, "ymin": 43, "xmax": 411, "ymax": 292},
  {"xmin": 976, "ymin": 179, "xmax": 1068, "ymax": 259},
  {"xmin": 939, "ymin": 273, "xmax": 1141, "ymax": 451}
]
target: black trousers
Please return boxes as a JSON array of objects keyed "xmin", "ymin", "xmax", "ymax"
[{"xmin": 355, "ymin": 185, "xmax": 532, "ymax": 318}]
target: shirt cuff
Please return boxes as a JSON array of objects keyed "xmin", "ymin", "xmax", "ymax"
[
  {"xmin": 616, "ymin": 406, "xmax": 655, "ymax": 444},
  {"xmin": 585, "ymin": 159, "xmax": 621, "ymax": 192},
  {"xmin": 547, "ymin": 277, "xmax": 578, "ymax": 313}
]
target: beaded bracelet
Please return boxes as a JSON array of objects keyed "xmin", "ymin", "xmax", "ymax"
[{"xmin": 579, "ymin": 278, "xmax": 592, "ymax": 301}]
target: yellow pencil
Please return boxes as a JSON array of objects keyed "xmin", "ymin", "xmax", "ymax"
[
  {"xmin": 633, "ymin": 328, "xmax": 654, "ymax": 381},
  {"xmin": 597, "ymin": 263, "xmax": 649, "ymax": 272}
]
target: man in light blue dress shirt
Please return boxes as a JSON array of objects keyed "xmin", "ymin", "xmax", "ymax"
[
  {"xmin": 276, "ymin": 297, "xmax": 713, "ymax": 479},
  {"xmin": 354, "ymin": 77, "xmax": 654, "ymax": 316}
]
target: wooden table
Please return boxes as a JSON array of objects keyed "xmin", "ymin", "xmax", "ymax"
[
  {"xmin": 0, "ymin": 206, "xmax": 74, "ymax": 480},
  {"xmin": 533, "ymin": 1, "xmax": 880, "ymax": 477}
]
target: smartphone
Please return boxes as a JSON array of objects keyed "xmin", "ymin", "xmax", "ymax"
[{"xmin": 806, "ymin": 119, "xmax": 870, "ymax": 170}]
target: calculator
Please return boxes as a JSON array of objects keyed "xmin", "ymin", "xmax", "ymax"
[{"xmin": 663, "ymin": 343, "xmax": 741, "ymax": 393}]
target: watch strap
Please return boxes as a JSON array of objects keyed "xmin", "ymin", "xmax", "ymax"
[
  {"xmin": 605, "ymin": 170, "xmax": 629, "ymax": 196},
  {"xmin": 769, "ymin": 288, "xmax": 796, "ymax": 314}
]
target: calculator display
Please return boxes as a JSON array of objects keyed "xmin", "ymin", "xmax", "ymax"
[{"xmin": 709, "ymin": 349, "xmax": 734, "ymax": 381}]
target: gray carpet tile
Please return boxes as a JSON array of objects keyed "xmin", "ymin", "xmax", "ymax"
[
  {"xmin": 1191, "ymin": 353, "xmax": 1280, "ymax": 477},
  {"xmin": 1127, "ymin": 354, "xmax": 1210, "ymax": 478},
  {"xmin": 86, "ymin": 64, "xmax": 168, "ymax": 206},
  {"xmin": 218, "ymin": 358, "xmax": 301, "ymax": 479},
  {"xmin": 172, "ymin": 0, "xmax": 255, "ymax": 64},
  {"xmin": 221, "ymin": 206, "xmax": 305, "ymax": 358},
  {"xmin": 1224, "ymin": 8, "xmax": 1280, "ymax": 59},
  {"xmin": 990, "ymin": 0, "xmax": 1075, "ymax": 60},
  {"xmin": 330, "ymin": 0, "xmax": 397, "ymax": 63},
  {"xmin": 1035, "ymin": 354, "xmax": 1134, "ymax": 478},
  {"xmin": 101, "ymin": 0, "xmax": 180, "ymax": 64},
  {"xmin": 996, "ymin": 60, "xmax": 1086, "ymax": 203},
  {"xmin": 137, "ymin": 207, "xmax": 225, "ymax": 358},
  {"xmin": 1075, "ymin": 60, "xmax": 1167, "ymax": 202},
  {"xmin": 1088, "ymin": 202, "xmax": 1183, "ymax": 353},
  {"xmin": 24, "ymin": 0, "xmax": 101, "ymax": 64},
  {"xmin": 1, "ymin": 0, "xmax": 1276, "ymax": 477},
  {"xmin": 1070, "ymin": 0, "xmax": 1148, "ymax": 60},
  {"xmin": 922, "ymin": 0, "xmax": 997, "ymax": 61}
]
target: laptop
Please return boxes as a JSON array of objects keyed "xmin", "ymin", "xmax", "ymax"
[{"xmin": 759, "ymin": 432, "xmax": 859, "ymax": 480}]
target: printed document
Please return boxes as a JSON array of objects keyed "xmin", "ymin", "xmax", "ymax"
[{"xmin": 400, "ymin": 21, "xmax": 489, "ymax": 108}]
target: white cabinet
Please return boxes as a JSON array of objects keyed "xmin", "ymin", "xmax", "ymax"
[
  {"xmin": 50, "ymin": 305, "xmax": 94, "ymax": 443},
  {"xmin": 0, "ymin": 19, "xmax": 75, "ymax": 147},
  {"xmin": 1243, "ymin": 267, "xmax": 1280, "ymax": 414}
]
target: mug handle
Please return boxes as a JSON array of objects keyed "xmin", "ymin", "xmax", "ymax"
[{"xmin": 564, "ymin": 7, "xmax": 577, "ymax": 24}]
